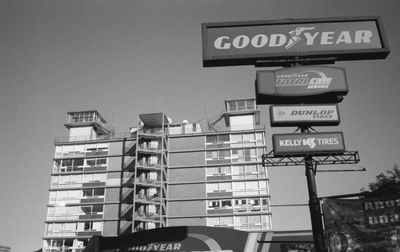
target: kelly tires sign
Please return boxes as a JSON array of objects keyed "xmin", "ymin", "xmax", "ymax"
[
  {"xmin": 272, "ymin": 132, "xmax": 345, "ymax": 156},
  {"xmin": 202, "ymin": 16, "xmax": 389, "ymax": 67},
  {"xmin": 256, "ymin": 66, "xmax": 348, "ymax": 104},
  {"xmin": 270, "ymin": 104, "xmax": 340, "ymax": 126}
]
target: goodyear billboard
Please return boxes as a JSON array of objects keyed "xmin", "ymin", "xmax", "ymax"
[
  {"xmin": 256, "ymin": 66, "xmax": 348, "ymax": 104},
  {"xmin": 272, "ymin": 132, "xmax": 345, "ymax": 156},
  {"xmin": 83, "ymin": 226, "xmax": 274, "ymax": 252},
  {"xmin": 270, "ymin": 104, "xmax": 340, "ymax": 126},
  {"xmin": 83, "ymin": 226, "xmax": 315, "ymax": 252},
  {"xmin": 202, "ymin": 16, "xmax": 389, "ymax": 67}
]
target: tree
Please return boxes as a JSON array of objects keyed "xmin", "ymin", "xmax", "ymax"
[{"xmin": 362, "ymin": 164, "xmax": 400, "ymax": 197}]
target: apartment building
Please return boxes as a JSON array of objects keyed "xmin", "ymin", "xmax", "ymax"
[
  {"xmin": 167, "ymin": 99, "xmax": 271, "ymax": 230},
  {"xmin": 42, "ymin": 99, "xmax": 271, "ymax": 252}
]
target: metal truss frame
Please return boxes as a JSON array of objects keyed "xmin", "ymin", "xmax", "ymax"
[{"xmin": 262, "ymin": 150, "xmax": 360, "ymax": 167}]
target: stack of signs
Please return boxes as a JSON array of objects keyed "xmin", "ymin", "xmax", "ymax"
[
  {"xmin": 201, "ymin": 16, "xmax": 390, "ymax": 156},
  {"xmin": 256, "ymin": 65, "xmax": 348, "ymax": 156}
]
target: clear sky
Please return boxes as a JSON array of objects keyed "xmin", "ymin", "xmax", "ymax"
[{"xmin": 0, "ymin": 0, "xmax": 399, "ymax": 251}]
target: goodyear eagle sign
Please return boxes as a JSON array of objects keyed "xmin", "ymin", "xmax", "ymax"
[
  {"xmin": 202, "ymin": 16, "xmax": 389, "ymax": 67},
  {"xmin": 256, "ymin": 66, "xmax": 348, "ymax": 104}
]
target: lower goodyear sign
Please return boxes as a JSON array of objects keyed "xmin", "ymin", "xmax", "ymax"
[
  {"xmin": 256, "ymin": 66, "xmax": 348, "ymax": 104},
  {"xmin": 270, "ymin": 104, "xmax": 340, "ymax": 126},
  {"xmin": 273, "ymin": 132, "xmax": 345, "ymax": 156}
]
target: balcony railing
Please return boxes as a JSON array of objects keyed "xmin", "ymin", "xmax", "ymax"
[
  {"xmin": 207, "ymin": 124, "xmax": 265, "ymax": 133},
  {"xmin": 135, "ymin": 195, "xmax": 161, "ymax": 203},
  {"xmin": 55, "ymin": 132, "xmax": 135, "ymax": 143},
  {"xmin": 134, "ymin": 212, "xmax": 161, "ymax": 221}
]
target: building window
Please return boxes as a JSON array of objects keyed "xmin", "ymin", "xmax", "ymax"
[
  {"xmin": 234, "ymin": 216, "xmax": 248, "ymax": 228},
  {"xmin": 232, "ymin": 165, "xmax": 245, "ymax": 179},
  {"xmin": 231, "ymin": 134, "xmax": 243, "ymax": 147},
  {"xmin": 259, "ymin": 165, "xmax": 267, "ymax": 178},
  {"xmin": 232, "ymin": 181, "xmax": 268, "ymax": 196},
  {"xmin": 55, "ymin": 143, "xmax": 109, "ymax": 158},
  {"xmin": 231, "ymin": 149, "xmax": 243, "ymax": 163},
  {"xmin": 206, "ymin": 217, "xmax": 233, "ymax": 227},
  {"xmin": 231, "ymin": 214, "xmax": 271, "ymax": 231},
  {"xmin": 248, "ymin": 198, "xmax": 261, "ymax": 212},
  {"xmin": 206, "ymin": 134, "xmax": 230, "ymax": 148},
  {"xmin": 259, "ymin": 180, "xmax": 268, "ymax": 195},
  {"xmin": 206, "ymin": 166, "xmax": 219, "ymax": 176},
  {"xmin": 208, "ymin": 200, "xmax": 220, "ymax": 209},
  {"xmin": 206, "ymin": 135, "xmax": 217, "ymax": 145},
  {"xmin": 226, "ymin": 99, "xmax": 256, "ymax": 112},
  {"xmin": 206, "ymin": 166, "xmax": 231, "ymax": 176},
  {"xmin": 262, "ymin": 215, "xmax": 272, "ymax": 229},
  {"xmin": 55, "ymin": 146, "xmax": 63, "ymax": 158},
  {"xmin": 245, "ymin": 164, "xmax": 258, "ymax": 178},
  {"xmin": 232, "ymin": 182, "xmax": 246, "ymax": 196},
  {"xmin": 246, "ymin": 100, "xmax": 256, "ymax": 110},
  {"xmin": 261, "ymin": 197, "xmax": 270, "ymax": 212},
  {"xmin": 82, "ymin": 188, "xmax": 105, "ymax": 198},
  {"xmin": 230, "ymin": 132, "xmax": 264, "ymax": 147},
  {"xmin": 220, "ymin": 166, "xmax": 231, "ymax": 175},
  {"xmin": 248, "ymin": 215, "xmax": 262, "ymax": 230},
  {"xmin": 219, "ymin": 134, "xmax": 229, "ymax": 143},
  {"xmin": 219, "ymin": 150, "xmax": 230, "ymax": 159},
  {"xmin": 86, "ymin": 143, "xmax": 108, "ymax": 156},
  {"xmin": 207, "ymin": 147, "xmax": 262, "ymax": 164},
  {"xmin": 46, "ymin": 221, "xmax": 103, "ymax": 236},
  {"xmin": 85, "ymin": 158, "xmax": 107, "ymax": 168},
  {"xmin": 231, "ymin": 148, "xmax": 259, "ymax": 163},
  {"xmin": 53, "ymin": 158, "xmax": 91, "ymax": 173},
  {"xmin": 245, "ymin": 181, "xmax": 259, "ymax": 195},
  {"xmin": 256, "ymin": 133, "xmax": 264, "ymax": 145},
  {"xmin": 243, "ymin": 133, "xmax": 256, "ymax": 146},
  {"xmin": 237, "ymin": 100, "xmax": 246, "ymax": 111},
  {"xmin": 70, "ymin": 112, "xmax": 95, "ymax": 123},
  {"xmin": 220, "ymin": 216, "xmax": 234, "ymax": 226},
  {"xmin": 232, "ymin": 197, "xmax": 270, "ymax": 213},
  {"xmin": 84, "ymin": 221, "xmax": 103, "ymax": 231},
  {"xmin": 206, "ymin": 217, "xmax": 220, "ymax": 226},
  {"xmin": 206, "ymin": 182, "xmax": 232, "ymax": 193},
  {"xmin": 221, "ymin": 199, "xmax": 232, "ymax": 208},
  {"xmin": 74, "ymin": 145, "xmax": 85, "ymax": 156},
  {"xmin": 227, "ymin": 101, "xmax": 237, "ymax": 112},
  {"xmin": 206, "ymin": 150, "xmax": 230, "ymax": 164},
  {"xmin": 62, "ymin": 146, "xmax": 74, "ymax": 157}
]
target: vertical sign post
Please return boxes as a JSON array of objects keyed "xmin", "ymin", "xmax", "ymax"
[{"xmin": 301, "ymin": 128, "xmax": 327, "ymax": 252}]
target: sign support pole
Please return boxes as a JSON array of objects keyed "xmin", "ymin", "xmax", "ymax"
[{"xmin": 301, "ymin": 126, "xmax": 327, "ymax": 252}]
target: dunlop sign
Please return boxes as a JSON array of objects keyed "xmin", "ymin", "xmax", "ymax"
[
  {"xmin": 273, "ymin": 132, "xmax": 345, "ymax": 156},
  {"xmin": 270, "ymin": 104, "xmax": 340, "ymax": 127},
  {"xmin": 202, "ymin": 16, "xmax": 389, "ymax": 67},
  {"xmin": 256, "ymin": 66, "xmax": 348, "ymax": 104}
]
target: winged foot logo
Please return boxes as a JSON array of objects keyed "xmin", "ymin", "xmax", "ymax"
[{"xmin": 285, "ymin": 27, "xmax": 315, "ymax": 49}]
